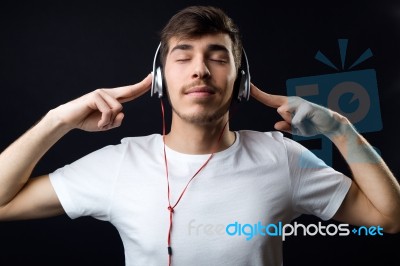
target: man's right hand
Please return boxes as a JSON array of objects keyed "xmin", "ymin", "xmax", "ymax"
[
  {"xmin": 53, "ymin": 73, "xmax": 152, "ymax": 132},
  {"xmin": 0, "ymin": 73, "xmax": 152, "ymax": 221}
]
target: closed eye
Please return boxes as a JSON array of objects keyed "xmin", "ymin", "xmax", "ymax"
[
  {"xmin": 209, "ymin": 58, "xmax": 227, "ymax": 64},
  {"xmin": 176, "ymin": 58, "xmax": 190, "ymax": 62}
]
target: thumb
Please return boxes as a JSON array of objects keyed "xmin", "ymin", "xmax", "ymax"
[
  {"xmin": 102, "ymin": 112, "xmax": 125, "ymax": 131},
  {"xmin": 274, "ymin": 121, "xmax": 292, "ymax": 134}
]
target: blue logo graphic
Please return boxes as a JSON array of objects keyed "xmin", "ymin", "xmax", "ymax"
[
  {"xmin": 225, "ymin": 221, "xmax": 384, "ymax": 241},
  {"xmin": 286, "ymin": 39, "xmax": 382, "ymax": 166}
]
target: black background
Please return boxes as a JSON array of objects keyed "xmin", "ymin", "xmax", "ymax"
[{"xmin": 0, "ymin": 0, "xmax": 399, "ymax": 265}]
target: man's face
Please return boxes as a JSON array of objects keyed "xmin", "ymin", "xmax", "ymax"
[{"xmin": 164, "ymin": 33, "xmax": 237, "ymax": 125}]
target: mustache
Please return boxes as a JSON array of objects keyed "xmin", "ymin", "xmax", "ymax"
[{"xmin": 181, "ymin": 81, "xmax": 221, "ymax": 94}]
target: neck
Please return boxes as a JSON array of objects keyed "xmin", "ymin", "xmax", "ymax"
[{"xmin": 165, "ymin": 113, "xmax": 235, "ymax": 155}]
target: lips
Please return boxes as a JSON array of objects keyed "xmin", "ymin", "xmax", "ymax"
[{"xmin": 184, "ymin": 86, "xmax": 216, "ymax": 95}]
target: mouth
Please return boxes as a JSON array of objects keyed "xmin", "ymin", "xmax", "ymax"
[{"xmin": 184, "ymin": 86, "xmax": 216, "ymax": 97}]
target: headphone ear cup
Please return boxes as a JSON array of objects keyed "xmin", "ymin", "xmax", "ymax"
[
  {"xmin": 234, "ymin": 49, "xmax": 251, "ymax": 102},
  {"xmin": 154, "ymin": 66, "xmax": 164, "ymax": 98},
  {"xmin": 234, "ymin": 69, "xmax": 250, "ymax": 102},
  {"xmin": 238, "ymin": 69, "xmax": 250, "ymax": 102},
  {"xmin": 233, "ymin": 70, "xmax": 243, "ymax": 101},
  {"xmin": 151, "ymin": 43, "xmax": 164, "ymax": 98}
]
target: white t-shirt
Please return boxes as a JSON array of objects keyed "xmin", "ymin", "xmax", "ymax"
[{"xmin": 49, "ymin": 130, "xmax": 351, "ymax": 266}]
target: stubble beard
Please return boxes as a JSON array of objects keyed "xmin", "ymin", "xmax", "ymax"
[{"xmin": 171, "ymin": 97, "xmax": 232, "ymax": 126}]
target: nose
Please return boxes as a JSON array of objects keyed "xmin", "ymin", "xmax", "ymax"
[{"xmin": 192, "ymin": 57, "xmax": 211, "ymax": 80}]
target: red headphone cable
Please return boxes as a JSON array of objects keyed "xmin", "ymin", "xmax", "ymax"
[{"xmin": 160, "ymin": 99, "xmax": 228, "ymax": 266}]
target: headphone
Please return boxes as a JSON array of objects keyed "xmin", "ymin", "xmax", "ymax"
[{"xmin": 151, "ymin": 42, "xmax": 251, "ymax": 102}]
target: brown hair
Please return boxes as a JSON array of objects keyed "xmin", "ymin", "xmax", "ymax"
[{"xmin": 160, "ymin": 5, "xmax": 242, "ymax": 71}]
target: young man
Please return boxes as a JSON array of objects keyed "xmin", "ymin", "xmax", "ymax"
[{"xmin": 0, "ymin": 5, "xmax": 399, "ymax": 266}]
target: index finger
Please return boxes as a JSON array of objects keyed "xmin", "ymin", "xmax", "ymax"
[
  {"xmin": 108, "ymin": 73, "xmax": 153, "ymax": 103},
  {"xmin": 250, "ymin": 83, "xmax": 287, "ymax": 108}
]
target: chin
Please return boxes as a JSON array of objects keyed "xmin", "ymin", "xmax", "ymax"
[{"xmin": 174, "ymin": 107, "xmax": 229, "ymax": 125}]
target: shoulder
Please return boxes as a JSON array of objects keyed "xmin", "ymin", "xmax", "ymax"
[
  {"xmin": 237, "ymin": 130, "xmax": 310, "ymax": 159},
  {"xmin": 108, "ymin": 133, "xmax": 163, "ymax": 156},
  {"xmin": 236, "ymin": 130, "xmax": 293, "ymax": 159},
  {"xmin": 120, "ymin": 133, "xmax": 161, "ymax": 147},
  {"xmin": 239, "ymin": 130, "xmax": 308, "ymax": 150},
  {"xmin": 237, "ymin": 130, "xmax": 287, "ymax": 146},
  {"xmin": 75, "ymin": 134, "xmax": 162, "ymax": 163}
]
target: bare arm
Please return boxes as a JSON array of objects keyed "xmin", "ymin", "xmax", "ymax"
[
  {"xmin": 329, "ymin": 120, "xmax": 400, "ymax": 233},
  {"xmin": 0, "ymin": 112, "xmax": 69, "ymax": 220},
  {"xmin": 0, "ymin": 73, "xmax": 152, "ymax": 221},
  {"xmin": 251, "ymin": 83, "xmax": 400, "ymax": 233}
]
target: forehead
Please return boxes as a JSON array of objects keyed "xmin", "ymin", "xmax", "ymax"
[{"xmin": 167, "ymin": 33, "xmax": 233, "ymax": 53}]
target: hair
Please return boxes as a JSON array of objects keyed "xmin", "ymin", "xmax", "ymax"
[{"xmin": 159, "ymin": 5, "xmax": 243, "ymax": 71}]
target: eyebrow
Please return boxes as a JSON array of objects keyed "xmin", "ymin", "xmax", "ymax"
[{"xmin": 170, "ymin": 43, "xmax": 229, "ymax": 54}]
